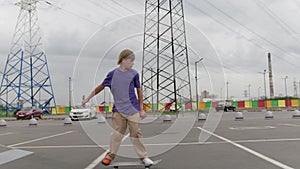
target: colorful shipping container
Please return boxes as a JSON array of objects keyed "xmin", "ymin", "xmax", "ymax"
[{"xmin": 50, "ymin": 99, "xmax": 300, "ymax": 114}]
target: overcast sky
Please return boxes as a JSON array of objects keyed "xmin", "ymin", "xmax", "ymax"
[{"xmin": 1, "ymin": 0, "xmax": 300, "ymax": 105}]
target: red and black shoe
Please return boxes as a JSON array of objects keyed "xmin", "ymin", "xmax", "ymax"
[{"xmin": 101, "ymin": 158, "xmax": 112, "ymax": 166}]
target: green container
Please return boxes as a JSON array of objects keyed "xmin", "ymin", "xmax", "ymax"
[
  {"xmin": 252, "ymin": 101, "xmax": 258, "ymax": 108},
  {"xmin": 272, "ymin": 100, "xmax": 278, "ymax": 107},
  {"xmin": 152, "ymin": 104, "xmax": 158, "ymax": 111},
  {"xmin": 104, "ymin": 106, "xmax": 109, "ymax": 111},
  {"xmin": 205, "ymin": 102, "xmax": 212, "ymax": 109},
  {"xmin": 65, "ymin": 106, "xmax": 71, "ymax": 113},
  {"xmin": 232, "ymin": 101, "xmax": 238, "ymax": 108},
  {"xmin": 178, "ymin": 102, "xmax": 182, "ymax": 107}
]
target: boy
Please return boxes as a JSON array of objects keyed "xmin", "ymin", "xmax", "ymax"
[{"xmin": 81, "ymin": 49, "xmax": 153, "ymax": 166}]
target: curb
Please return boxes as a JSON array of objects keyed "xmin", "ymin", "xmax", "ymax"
[{"xmin": 2, "ymin": 117, "xmax": 66, "ymax": 121}]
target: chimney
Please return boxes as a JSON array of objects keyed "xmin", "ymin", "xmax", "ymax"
[{"xmin": 268, "ymin": 53, "xmax": 274, "ymax": 98}]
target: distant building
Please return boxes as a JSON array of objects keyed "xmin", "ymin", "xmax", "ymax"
[{"xmin": 200, "ymin": 90, "xmax": 211, "ymax": 102}]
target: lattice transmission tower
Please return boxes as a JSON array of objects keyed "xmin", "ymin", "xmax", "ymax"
[
  {"xmin": 142, "ymin": 0, "xmax": 192, "ymax": 112},
  {"xmin": 0, "ymin": 0, "xmax": 56, "ymax": 111}
]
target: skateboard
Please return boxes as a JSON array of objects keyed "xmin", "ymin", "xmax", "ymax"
[{"xmin": 108, "ymin": 159, "xmax": 161, "ymax": 169}]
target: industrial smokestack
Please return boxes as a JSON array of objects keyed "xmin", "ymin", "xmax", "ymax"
[{"xmin": 268, "ymin": 53, "xmax": 274, "ymax": 98}]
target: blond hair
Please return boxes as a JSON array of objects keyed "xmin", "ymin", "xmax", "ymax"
[{"xmin": 117, "ymin": 49, "xmax": 135, "ymax": 64}]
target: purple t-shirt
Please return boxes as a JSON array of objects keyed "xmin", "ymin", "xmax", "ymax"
[{"xmin": 102, "ymin": 68, "xmax": 141, "ymax": 115}]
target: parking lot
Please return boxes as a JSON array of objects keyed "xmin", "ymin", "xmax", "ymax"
[{"xmin": 1, "ymin": 110, "xmax": 300, "ymax": 169}]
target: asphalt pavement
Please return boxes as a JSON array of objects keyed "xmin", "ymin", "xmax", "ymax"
[{"xmin": 0, "ymin": 111, "xmax": 300, "ymax": 169}]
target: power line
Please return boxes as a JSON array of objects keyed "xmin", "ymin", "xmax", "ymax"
[
  {"xmin": 186, "ymin": 1, "xmax": 300, "ymax": 68},
  {"xmin": 133, "ymin": 0, "xmax": 144, "ymax": 6},
  {"xmin": 185, "ymin": 0, "xmax": 300, "ymax": 95},
  {"xmin": 86, "ymin": 0, "xmax": 142, "ymax": 29},
  {"xmin": 85, "ymin": 0, "xmax": 259, "ymax": 83},
  {"xmin": 111, "ymin": 0, "xmax": 136, "ymax": 14},
  {"xmin": 87, "ymin": 0, "xmax": 123, "ymax": 17},
  {"xmin": 41, "ymin": 0, "xmax": 102, "ymax": 26},
  {"xmin": 201, "ymin": 0, "xmax": 300, "ymax": 60},
  {"xmin": 186, "ymin": 1, "xmax": 268, "ymax": 52},
  {"xmin": 254, "ymin": 0, "xmax": 300, "ymax": 44},
  {"xmin": 185, "ymin": 2, "xmax": 272, "ymax": 82}
]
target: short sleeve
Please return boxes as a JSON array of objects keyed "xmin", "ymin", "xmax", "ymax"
[
  {"xmin": 133, "ymin": 73, "xmax": 141, "ymax": 88},
  {"xmin": 101, "ymin": 70, "xmax": 114, "ymax": 87}
]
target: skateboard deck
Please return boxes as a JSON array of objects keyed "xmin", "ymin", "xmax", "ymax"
[{"xmin": 108, "ymin": 159, "xmax": 161, "ymax": 169}]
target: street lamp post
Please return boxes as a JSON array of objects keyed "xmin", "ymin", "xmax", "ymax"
[
  {"xmin": 195, "ymin": 58, "xmax": 203, "ymax": 116},
  {"xmin": 69, "ymin": 77, "xmax": 72, "ymax": 111},
  {"xmin": 284, "ymin": 76, "xmax": 288, "ymax": 97},
  {"xmin": 263, "ymin": 70, "xmax": 267, "ymax": 99},
  {"xmin": 248, "ymin": 84, "xmax": 251, "ymax": 100},
  {"xmin": 226, "ymin": 81, "xmax": 229, "ymax": 100},
  {"xmin": 299, "ymin": 82, "xmax": 300, "ymax": 98},
  {"xmin": 258, "ymin": 70, "xmax": 267, "ymax": 100}
]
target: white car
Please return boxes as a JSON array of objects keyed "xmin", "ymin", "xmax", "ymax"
[
  {"xmin": 69, "ymin": 104, "xmax": 96, "ymax": 121},
  {"xmin": 169, "ymin": 105, "xmax": 181, "ymax": 111}
]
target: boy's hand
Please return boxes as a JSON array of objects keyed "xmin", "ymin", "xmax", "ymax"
[
  {"xmin": 81, "ymin": 98, "xmax": 89, "ymax": 107},
  {"xmin": 140, "ymin": 110, "xmax": 147, "ymax": 120}
]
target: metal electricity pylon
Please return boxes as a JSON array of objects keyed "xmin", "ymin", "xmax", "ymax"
[
  {"xmin": 142, "ymin": 0, "xmax": 191, "ymax": 112},
  {"xmin": 0, "ymin": 0, "xmax": 56, "ymax": 111}
]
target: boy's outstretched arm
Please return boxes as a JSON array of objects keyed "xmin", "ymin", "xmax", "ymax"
[{"xmin": 82, "ymin": 84, "xmax": 105, "ymax": 107}]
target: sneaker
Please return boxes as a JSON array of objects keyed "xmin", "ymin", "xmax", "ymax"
[
  {"xmin": 101, "ymin": 158, "xmax": 111, "ymax": 166},
  {"xmin": 142, "ymin": 157, "xmax": 154, "ymax": 166}
]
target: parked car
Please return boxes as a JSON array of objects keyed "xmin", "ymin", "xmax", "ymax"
[
  {"xmin": 16, "ymin": 107, "xmax": 43, "ymax": 120},
  {"xmin": 215, "ymin": 104, "xmax": 224, "ymax": 111},
  {"xmin": 169, "ymin": 105, "xmax": 181, "ymax": 111},
  {"xmin": 224, "ymin": 104, "xmax": 236, "ymax": 112},
  {"xmin": 215, "ymin": 103, "xmax": 236, "ymax": 112},
  {"xmin": 69, "ymin": 104, "xmax": 96, "ymax": 121}
]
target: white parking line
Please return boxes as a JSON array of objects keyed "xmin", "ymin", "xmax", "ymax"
[
  {"xmin": 11, "ymin": 137, "xmax": 300, "ymax": 149},
  {"xmin": 84, "ymin": 133, "xmax": 130, "ymax": 169},
  {"xmin": 229, "ymin": 126, "xmax": 276, "ymax": 130},
  {"xmin": 0, "ymin": 149, "xmax": 33, "ymax": 165},
  {"xmin": 13, "ymin": 145, "xmax": 101, "ymax": 149},
  {"xmin": 197, "ymin": 127, "xmax": 294, "ymax": 169},
  {"xmin": 278, "ymin": 123, "xmax": 300, "ymax": 127},
  {"xmin": 84, "ymin": 149, "xmax": 109, "ymax": 169},
  {"xmin": 0, "ymin": 132, "xmax": 14, "ymax": 136},
  {"xmin": 8, "ymin": 131, "xmax": 73, "ymax": 147}
]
